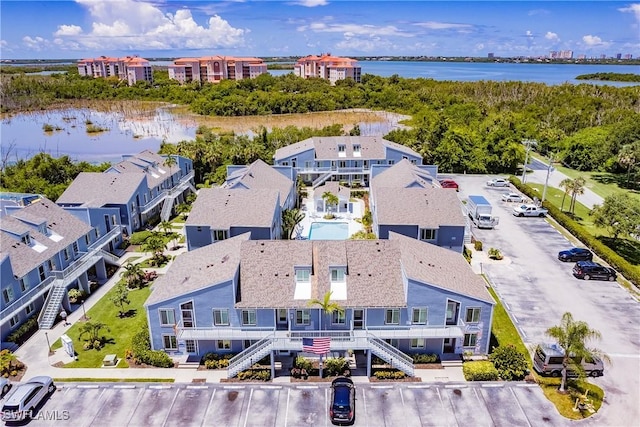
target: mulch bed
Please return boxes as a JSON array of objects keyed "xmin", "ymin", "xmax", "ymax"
[
  {"xmin": 369, "ymin": 376, "xmax": 422, "ymax": 382},
  {"xmin": 125, "ymin": 359, "xmax": 178, "ymax": 369},
  {"xmin": 414, "ymin": 363, "xmax": 445, "ymax": 369}
]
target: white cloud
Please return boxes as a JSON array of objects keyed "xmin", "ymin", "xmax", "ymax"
[
  {"xmin": 414, "ymin": 21, "xmax": 472, "ymax": 30},
  {"xmin": 545, "ymin": 31, "xmax": 559, "ymax": 41},
  {"xmin": 37, "ymin": 0, "xmax": 246, "ymax": 52},
  {"xmin": 22, "ymin": 36, "xmax": 51, "ymax": 51},
  {"xmin": 525, "ymin": 30, "xmax": 533, "ymax": 38},
  {"xmin": 582, "ymin": 34, "xmax": 611, "ymax": 48},
  {"xmin": 291, "ymin": 0, "xmax": 328, "ymax": 7},
  {"xmin": 298, "ymin": 22, "xmax": 412, "ymax": 38},
  {"xmin": 528, "ymin": 9, "xmax": 550, "ymax": 16},
  {"xmin": 618, "ymin": 4, "xmax": 640, "ymax": 22}
]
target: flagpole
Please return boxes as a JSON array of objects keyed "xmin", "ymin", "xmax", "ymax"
[{"xmin": 320, "ymin": 353, "xmax": 323, "ymax": 378}]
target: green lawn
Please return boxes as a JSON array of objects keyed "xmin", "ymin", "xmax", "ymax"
[
  {"xmin": 52, "ymin": 285, "xmax": 152, "ymax": 368},
  {"xmin": 530, "ymin": 152, "xmax": 640, "ymax": 203}
]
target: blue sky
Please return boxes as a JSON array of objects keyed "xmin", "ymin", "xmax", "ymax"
[{"xmin": 1, "ymin": 1, "xmax": 639, "ymax": 59}]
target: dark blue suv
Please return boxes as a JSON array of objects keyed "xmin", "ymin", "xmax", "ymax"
[
  {"xmin": 573, "ymin": 261, "xmax": 617, "ymax": 281},
  {"xmin": 558, "ymin": 247, "xmax": 593, "ymax": 262},
  {"xmin": 330, "ymin": 377, "xmax": 355, "ymax": 425}
]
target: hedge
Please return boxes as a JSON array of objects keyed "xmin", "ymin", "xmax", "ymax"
[
  {"xmin": 373, "ymin": 369, "xmax": 407, "ymax": 380},
  {"xmin": 411, "ymin": 353, "xmax": 440, "ymax": 363},
  {"xmin": 509, "ymin": 176, "xmax": 639, "ymax": 288},
  {"xmin": 130, "ymin": 327, "xmax": 174, "ymax": 368},
  {"xmin": 7, "ymin": 315, "xmax": 39, "ymax": 345},
  {"xmin": 463, "ymin": 361, "xmax": 500, "ymax": 381}
]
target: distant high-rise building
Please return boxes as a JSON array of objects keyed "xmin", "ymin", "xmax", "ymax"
[
  {"xmin": 577, "ymin": 54, "xmax": 586, "ymax": 60},
  {"xmin": 561, "ymin": 50, "xmax": 573, "ymax": 59},
  {"xmin": 487, "ymin": 53, "xmax": 494, "ymax": 59},
  {"xmin": 168, "ymin": 56, "xmax": 267, "ymax": 85},
  {"xmin": 600, "ymin": 54, "xmax": 606, "ymax": 59},
  {"xmin": 623, "ymin": 54, "xmax": 633, "ymax": 60},
  {"xmin": 77, "ymin": 56, "xmax": 153, "ymax": 86},
  {"xmin": 616, "ymin": 53, "xmax": 622, "ymax": 60},
  {"xmin": 549, "ymin": 51, "xmax": 558, "ymax": 59},
  {"xmin": 294, "ymin": 54, "xmax": 361, "ymax": 85}
]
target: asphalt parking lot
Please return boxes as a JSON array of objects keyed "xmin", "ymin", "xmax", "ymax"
[
  {"xmin": 12, "ymin": 382, "xmax": 568, "ymax": 427},
  {"xmin": 453, "ymin": 175, "xmax": 640, "ymax": 427}
]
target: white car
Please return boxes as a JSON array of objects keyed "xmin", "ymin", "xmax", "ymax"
[
  {"xmin": 0, "ymin": 377, "xmax": 11, "ymax": 397},
  {"xmin": 501, "ymin": 192, "xmax": 524, "ymax": 203},
  {"xmin": 487, "ymin": 178, "xmax": 510, "ymax": 187}
]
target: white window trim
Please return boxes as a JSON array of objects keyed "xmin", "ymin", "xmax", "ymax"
[
  {"xmin": 410, "ymin": 338, "xmax": 425, "ymax": 349},
  {"xmin": 213, "ymin": 308, "xmax": 229, "ymax": 326},
  {"xmin": 162, "ymin": 334, "xmax": 177, "ymax": 350},
  {"xmin": 296, "ymin": 309, "xmax": 310, "ymax": 325},
  {"xmin": 463, "ymin": 333, "xmax": 478, "ymax": 347},
  {"xmin": 385, "ymin": 308, "xmax": 400, "ymax": 325},
  {"xmin": 159, "ymin": 308, "xmax": 176, "ymax": 327},
  {"xmin": 412, "ymin": 307, "xmax": 427, "ymax": 325},
  {"xmin": 217, "ymin": 340, "xmax": 232, "ymax": 351},
  {"xmin": 242, "ymin": 309, "xmax": 257, "ymax": 326},
  {"xmin": 465, "ymin": 307, "xmax": 481, "ymax": 324},
  {"xmin": 332, "ymin": 311, "xmax": 346, "ymax": 325}
]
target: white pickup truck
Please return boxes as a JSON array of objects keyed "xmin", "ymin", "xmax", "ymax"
[{"xmin": 512, "ymin": 204, "xmax": 548, "ymax": 217}]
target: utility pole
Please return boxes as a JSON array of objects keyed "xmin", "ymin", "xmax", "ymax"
[
  {"xmin": 521, "ymin": 139, "xmax": 538, "ymax": 184},
  {"xmin": 541, "ymin": 153, "xmax": 556, "ymax": 202}
]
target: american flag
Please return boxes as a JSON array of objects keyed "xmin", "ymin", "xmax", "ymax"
[{"xmin": 302, "ymin": 337, "xmax": 331, "ymax": 355}]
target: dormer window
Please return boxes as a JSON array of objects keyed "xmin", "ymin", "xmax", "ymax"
[
  {"xmin": 295, "ymin": 268, "xmax": 311, "ymax": 283},
  {"xmin": 21, "ymin": 234, "xmax": 31, "ymax": 245},
  {"xmin": 337, "ymin": 144, "xmax": 346, "ymax": 157},
  {"xmin": 330, "ymin": 268, "xmax": 345, "ymax": 282},
  {"xmin": 353, "ymin": 144, "xmax": 361, "ymax": 157}
]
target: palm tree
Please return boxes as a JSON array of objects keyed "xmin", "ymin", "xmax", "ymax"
[
  {"xmin": 322, "ymin": 192, "xmax": 339, "ymax": 216},
  {"xmin": 307, "ymin": 291, "xmax": 345, "ymax": 330},
  {"xmin": 79, "ymin": 321, "xmax": 110, "ymax": 349},
  {"xmin": 282, "ymin": 208, "xmax": 306, "ymax": 239},
  {"xmin": 559, "ymin": 178, "xmax": 573, "ymax": 212},
  {"xmin": 569, "ymin": 177, "xmax": 586, "ymax": 214},
  {"xmin": 545, "ymin": 312, "xmax": 609, "ymax": 392},
  {"xmin": 163, "ymin": 154, "xmax": 178, "ymax": 186},
  {"xmin": 618, "ymin": 142, "xmax": 639, "ymax": 187},
  {"xmin": 160, "ymin": 220, "xmax": 173, "ymax": 236},
  {"xmin": 175, "ymin": 203, "xmax": 190, "ymax": 220},
  {"xmin": 143, "ymin": 232, "xmax": 167, "ymax": 266},
  {"xmin": 121, "ymin": 261, "xmax": 144, "ymax": 289}
]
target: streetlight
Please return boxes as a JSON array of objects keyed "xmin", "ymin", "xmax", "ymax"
[
  {"xmin": 45, "ymin": 332, "xmax": 52, "ymax": 355},
  {"xmin": 81, "ymin": 301, "xmax": 88, "ymax": 321},
  {"xmin": 521, "ymin": 139, "xmax": 538, "ymax": 184},
  {"xmin": 541, "ymin": 153, "xmax": 556, "ymax": 203}
]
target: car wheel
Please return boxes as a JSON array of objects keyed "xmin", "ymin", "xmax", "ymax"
[
  {"xmin": 583, "ymin": 274, "xmax": 591, "ymax": 280},
  {"xmin": 1, "ymin": 384, "xmax": 8, "ymax": 395},
  {"xmin": 551, "ymin": 371, "xmax": 561, "ymax": 377},
  {"xmin": 539, "ymin": 213, "xmax": 545, "ymax": 217},
  {"xmin": 608, "ymin": 276, "xmax": 615, "ymax": 281},
  {"xmin": 518, "ymin": 213, "xmax": 524, "ymax": 217},
  {"xmin": 48, "ymin": 383, "xmax": 56, "ymax": 394}
]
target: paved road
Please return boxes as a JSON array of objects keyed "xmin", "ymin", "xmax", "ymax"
[
  {"xmin": 17, "ymin": 382, "xmax": 567, "ymax": 427},
  {"xmin": 525, "ymin": 158, "xmax": 604, "ymax": 209},
  {"xmin": 454, "ymin": 175, "xmax": 640, "ymax": 427}
]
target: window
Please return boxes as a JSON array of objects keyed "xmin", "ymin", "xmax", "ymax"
[
  {"xmin": 277, "ymin": 309, "xmax": 288, "ymax": 324},
  {"xmin": 338, "ymin": 144, "xmax": 346, "ymax": 153},
  {"xmin": 185, "ymin": 340, "xmax": 196, "ymax": 353},
  {"xmin": 159, "ymin": 309, "xmax": 176, "ymax": 326},
  {"xmin": 163, "ymin": 335, "xmax": 177, "ymax": 350},
  {"xmin": 47, "ymin": 259, "xmax": 55, "ymax": 271},
  {"xmin": 38, "ymin": 265, "xmax": 46, "ymax": 281},
  {"xmin": 21, "ymin": 234, "xmax": 31, "ymax": 245},
  {"xmin": 463, "ymin": 333, "xmax": 478, "ymax": 347},
  {"xmin": 353, "ymin": 144, "xmax": 361, "ymax": 153},
  {"xmin": 64, "ymin": 247, "xmax": 70, "ymax": 261},
  {"xmin": 296, "ymin": 309, "xmax": 310, "ymax": 325},
  {"xmin": 217, "ymin": 340, "xmax": 231, "ymax": 350},
  {"xmin": 412, "ymin": 308, "xmax": 427, "ymax": 324},
  {"xmin": 410, "ymin": 338, "xmax": 425, "ymax": 349},
  {"xmin": 385, "ymin": 309, "xmax": 400, "ymax": 325},
  {"xmin": 384, "ymin": 339, "xmax": 399, "ymax": 348},
  {"xmin": 9, "ymin": 315, "xmax": 19, "ymax": 328},
  {"xmin": 2, "ymin": 288, "xmax": 14, "ymax": 304},
  {"xmin": 85, "ymin": 234, "xmax": 90, "ymax": 245},
  {"xmin": 420, "ymin": 229, "xmax": 436, "ymax": 241},
  {"xmin": 465, "ymin": 308, "xmax": 481, "ymax": 323},
  {"xmin": 19, "ymin": 276, "xmax": 30, "ymax": 293},
  {"xmin": 72, "ymin": 242, "xmax": 79, "ymax": 253},
  {"xmin": 296, "ymin": 269, "xmax": 310, "ymax": 282},
  {"xmin": 213, "ymin": 229, "xmax": 228, "ymax": 241},
  {"xmin": 213, "ymin": 309, "xmax": 229, "ymax": 326},
  {"xmin": 331, "ymin": 268, "xmax": 345, "ymax": 282},
  {"xmin": 388, "ymin": 160, "xmax": 395, "ymax": 165},
  {"xmin": 402, "ymin": 156, "xmax": 409, "ymax": 160},
  {"xmin": 25, "ymin": 303, "xmax": 34, "ymax": 316},
  {"xmin": 242, "ymin": 309, "xmax": 257, "ymax": 326},
  {"xmin": 332, "ymin": 311, "xmax": 346, "ymax": 325}
]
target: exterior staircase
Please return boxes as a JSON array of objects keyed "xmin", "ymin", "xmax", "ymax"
[
  {"xmin": 37, "ymin": 283, "xmax": 67, "ymax": 329},
  {"xmin": 368, "ymin": 335, "xmax": 415, "ymax": 377},
  {"xmin": 227, "ymin": 335, "xmax": 275, "ymax": 378},
  {"xmin": 312, "ymin": 172, "xmax": 333, "ymax": 188},
  {"xmin": 160, "ymin": 199, "xmax": 174, "ymax": 222}
]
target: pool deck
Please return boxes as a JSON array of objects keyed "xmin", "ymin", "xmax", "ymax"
[{"xmin": 298, "ymin": 187, "xmax": 364, "ymax": 239}]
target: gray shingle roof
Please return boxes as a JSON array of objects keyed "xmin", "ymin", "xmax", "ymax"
[
  {"xmin": 56, "ymin": 172, "xmax": 145, "ymax": 206},
  {"xmin": 274, "ymin": 136, "xmax": 421, "ymax": 161},
  {"xmin": 0, "ymin": 198, "xmax": 92, "ymax": 277},
  {"xmin": 390, "ymin": 232, "xmax": 494, "ymax": 304},
  {"xmin": 113, "ymin": 150, "xmax": 180, "ymax": 188},
  {"xmin": 223, "ymin": 160, "xmax": 293, "ymax": 208},
  {"xmin": 371, "ymin": 159, "xmax": 437, "ymax": 190},
  {"xmin": 374, "ymin": 187, "xmax": 466, "ymax": 228},
  {"xmin": 145, "ymin": 233, "xmax": 250, "ymax": 306},
  {"xmin": 186, "ymin": 188, "xmax": 279, "ymax": 229}
]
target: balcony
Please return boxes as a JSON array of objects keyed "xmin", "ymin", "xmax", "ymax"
[{"xmin": 140, "ymin": 170, "xmax": 195, "ymax": 214}]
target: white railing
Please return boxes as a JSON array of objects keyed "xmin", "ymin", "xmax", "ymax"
[
  {"xmin": 140, "ymin": 170, "xmax": 195, "ymax": 213},
  {"xmin": 0, "ymin": 276, "xmax": 54, "ymax": 320},
  {"xmin": 89, "ymin": 226, "xmax": 122, "ymax": 250}
]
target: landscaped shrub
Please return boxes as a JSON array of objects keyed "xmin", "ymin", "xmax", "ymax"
[
  {"xmin": 489, "ymin": 344, "xmax": 529, "ymax": 381},
  {"xmin": 237, "ymin": 369, "xmax": 270, "ymax": 381},
  {"xmin": 324, "ymin": 357, "xmax": 350, "ymax": 377},
  {"xmin": 373, "ymin": 369, "xmax": 406, "ymax": 380},
  {"xmin": 6, "ymin": 315, "xmax": 38, "ymax": 345},
  {"xmin": 295, "ymin": 356, "xmax": 313, "ymax": 372},
  {"xmin": 411, "ymin": 353, "xmax": 440, "ymax": 364},
  {"xmin": 463, "ymin": 360, "xmax": 500, "ymax": 381},
  {"xmin": 474, "ymin": 240, "xmax": 483, "ymax": 251},
  {"xmin": 463, "ymin": 246, "xmax": 473, "ymax": 262},
  {"xmin": 130, "ymin": 327, "xmax": 174, "ymax": 368},
  {"xmin": 488, "ymin": 248, "xmax": 504, "ymax": 260},
  {"xmin": 509, "ymin": 176, "xmax": 639, "ymax": 287},
  {"xmin": 129, "ymin": 230, "xmax": 153, "ymax": 245}
]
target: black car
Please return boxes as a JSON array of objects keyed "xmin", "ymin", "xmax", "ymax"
[
  {"xmin": 330, "ymin": 377, "xmax": 355, "ymax": 425},
  {"xmin": 572, "ymin": 261, "xmax": 617, "ymax": 281},
  {"xmin": 558, "ymin": 247, "xmax": 593, "ymax": 262}
]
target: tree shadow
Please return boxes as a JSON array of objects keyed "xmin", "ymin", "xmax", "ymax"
[
  {"xmin": 597, "ymin": 236, "xmax": 640, "ymax": 265},
  {"xmin": 101, "ymin": 337, "xmax": 116, "ymax": 346},
  {"xmin": 591, "ymin": 173, "xmax": 640, "ymax": 192},
  {"xmin": 121, "ymin": 309, "xmax": 137, "ymax": 318}
]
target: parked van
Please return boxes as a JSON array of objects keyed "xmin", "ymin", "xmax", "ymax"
[
  {"xmin": 0, "ymin": 376, "xmax": 55, "ymax": 422},
  {"xmin": 533, "ymin": 343, "xmax": 604, "ymax": 377}
]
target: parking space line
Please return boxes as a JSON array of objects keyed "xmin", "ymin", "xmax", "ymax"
[
  {"xmin": 114, "ymin": 385, "xmax": 136, "ymax": 389},
  {"xmin": 515, "ymin": 384, "xmax": 538, "ymax": 387},
  {"xmin": 407, "ymin": 385, "xmax": 430, "ymax": 389},
  {"xmin": 284, "ymin": 388, "xmax": 290, "ymax": 427},
  {"xmin": 160, "ymin": 386, "xmax": 181, "ymax": 427},
  {"xmin": 444, "ymin": 384, "xmax": 467, "ymax": 389},
  {"xmin": 187, "ymin": 385, "xmax": 208, "ymax": 389},
  {"xmin": 260, "ymin": 385, "xmax": 282, "ymax": 389},
  {"xmin": 149, "ymin": 385, "xmax": 172, "ymax": 389},
  {"xmin": 223, "ymin": 385, "xmax": 246, "ymax": 389},
  {"xmin": 510, "ymin": 386, "xmax": 533, "ymax": 427},
  {"xmin": 243, "ymin": 388, "xmax": 254, "ymax": 427},
  {"xmin": 325, "ymin": 387, "xmax": 329, "ymax": 427},
  {"xmin": 481, "ymin": 383, "xmax": 504, "ymax": 388},
  {"xmin": 200, "ymin": 388, "xmax": 216, "ymax": 427},
  {"xmin": 296, "ymin": 385, "xmax": 318, "ymax": 389},
  {"xmin": 361, "ymin": 387, "xmax": 367, "ymax": 427},
  {"xmin": 370, "ymin": 385, "xmax": 393, "ymax": 389},
  {"xmin": 77, "ymin": 384, "xmax": 100, "ymax": 389}
]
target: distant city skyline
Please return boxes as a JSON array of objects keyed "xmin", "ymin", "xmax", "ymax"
[{"xmin": 1, "ymin": 1, "xmax": 639, "ymax": 60}]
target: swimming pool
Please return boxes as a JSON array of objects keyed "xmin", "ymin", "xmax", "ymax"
[{"xmin": 308, "ymin": 222, "xmax": 349, "ymax": 240}]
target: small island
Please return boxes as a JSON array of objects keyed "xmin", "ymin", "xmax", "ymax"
[{"xmin": 575, "ymin": 72, "xmax": 640, "ymax": 82}]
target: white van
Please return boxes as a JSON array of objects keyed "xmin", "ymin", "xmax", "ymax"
[{"xmin": 533, "ymin": 343, "xmax": 604, "ymax": 378}]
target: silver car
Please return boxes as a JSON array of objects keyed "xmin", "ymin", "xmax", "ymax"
[
  {"xmin": 0, "ymin": 377, "xmax": 11, "ymax": 397},
  {"xmin": 501, "ymin": 192, "xmax": 524, "ymax": 203},
  {"xmin": 1, "ymin": 376, "xmax": 55, "ymax": 422}
]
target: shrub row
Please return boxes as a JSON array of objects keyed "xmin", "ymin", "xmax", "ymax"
[
  {"xmin": 7, "ymin": 315, "xmax": 38, "ymax": 344},
  {"xmin": 200, "ymin": 352, "xmax": 236, "ymax": 364},
  {"xmin": 462, "ymin": 361, "xmax": 500, "ymax": 381},
  {"xmin": 373, "ymin": 370, "xmax": 406, "ymax": 380},
  {"xmin": 237, "ymin": 369, "xmax": 270, "ymax": 381},
  {"xmin": 509, "ymin": 176, "xmax": 639, "ymax": 288},
  {"xmin": 130, "ymin": 327, "xmax": 174, "ymax": 368},
  {"xmin": 323, "ymin": 357, "xmax": 350, "ymax": 377},
  {"xmin": 204, "ymin": 358, "xmax": 230, "ymax": 369},
  {"xmin": 411, "ymin": 353, "xmax": 440, "ymax": 363}
]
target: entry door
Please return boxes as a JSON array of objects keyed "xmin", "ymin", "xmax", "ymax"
[
  {"xmin": 353, "ymin": 309, "xmax": 364, "ymax": 329},
  {"xmin": 446, "ymin": 300, "xmax": 460, "ymax": 325},
  {"xmin": 276, "ymin": 309, "xmax": 288, "ymax": 329},
  {"xmin": 181, "ymin": 302, "xmax": 194, "ymax": 328},
  {"xmin": 443, "ymin": 338, "xmax": 456, "ymax": 353}
]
